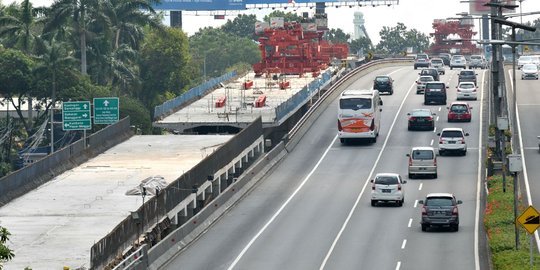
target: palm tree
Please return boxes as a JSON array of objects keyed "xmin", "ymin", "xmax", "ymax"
[
  {"xmin": 43, "ymin": 0, "xmax": 100, "ymax": 75},
  {"xmin": 34, "ymin": 38, "xmax": 78, "ymax": 153},
  {"xmin": 102, "ymin": 0, "xmax": 162, "ymax": 50}
]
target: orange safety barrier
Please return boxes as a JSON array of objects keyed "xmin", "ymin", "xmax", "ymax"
[
  {"xmin": 215, "ymin": 96, "xmax": 226, "ymax": 108},
  {"xmin": 279, "ymin": 81, "xmax": 290, "ymax": 89},
  {"xmin": 243, "ymin": 80, "xmax": 254, "ymax": 89},
  {"xmin": 255, "ymin": 95, "xmax": 266, "ymax": 108}
]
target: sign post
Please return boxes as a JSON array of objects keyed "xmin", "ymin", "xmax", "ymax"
[
  {"xmin": 62, "ymin": 101, "xmax": 91, "ymax": 131},
  {"xmin": 516, "ymin": 205, "xmax": 540, "ymax": 268},
  {"xmin": 93, "ymin": 97, "xmax": 119, "ymax": 125}
]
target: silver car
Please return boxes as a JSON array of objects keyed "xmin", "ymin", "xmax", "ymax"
[
  {"xmin": 468, "ymin": 55, "xmax": 487, "ymax": 69},
  {"xmin": 407, "ymin": 147, "xmax": 437, "ymax": 179},
  {"xmin": 416, "ymin": 75, "xmax": 434, "ymax": 94},
  {"xmin": 521, "ymin": 63, "xmax": 539, "ymax": 80},
  {"xmin": 430, "ymin": 58, "xmax": 445, "ymax": 75},
  {"xmin": 450, "ymin": 55, "xmax": 467, "ymax": 70}
]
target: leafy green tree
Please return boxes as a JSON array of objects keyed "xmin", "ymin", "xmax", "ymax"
[
  {"xmin": 221, "ymin": 14, "xmax": 258, "ymax": 40},
  {"xmin": 119, "ymin": 96, "xmax": 151, "ymax": 134},
  {"xmin": 263, "ymin": 11, "xmax": 303, "ymax": 23},
  {"xmin": 139, "ymin": 27, "xmax": 191, "ymax": 109},
  {"xmin": 43, "ymin": 0, "xmax": 100, "ymax": 75},
  {"xmin": 376, "ymin": 22, "xmax": 429, "ymax": 55},
  {"xmin": 349, "ymin": 36, "xmax": 373, "ymax": 55},
  {"xmin": 0, "ymin": 48, "xmax": 34, "ymax": 134},
  {"xmin": 189, "ymin": 27, "xmax": 260, "ymax": 80},
  {"xmin": 0, "ymin": 0, "xmax": 40, "ymax": 53},
  {"xmin": 0, "ymin": 226, "xmax": 14, "ymax": 267},
  {"xmin": 326, "ymin": 28, "xmax": 350, "ymax": 44}
]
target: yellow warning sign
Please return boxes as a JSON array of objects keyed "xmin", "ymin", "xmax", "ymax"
[{"xmin": 516, "ymin": 205, "xmax": 540, "ymax": 234}]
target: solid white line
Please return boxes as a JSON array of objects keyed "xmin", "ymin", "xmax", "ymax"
[
  {"xmin": 408, "ymin": 218, "xmax": 413, "ymax": 228},
  {"xmin": 401, "ymin": 239, "xmax": 407, "ymax": 249},
  {"xmin": 418, "ymin": 183, "xmax": 423, "ymax": 191},
  {"xmin": 508, "ymin": 70, "xmax": 540, "ymax": 251},
  {"xmin": 430, "ymin": 139, "xmax": 434, "ymax": 146},
  {"xmin": 318, "ymin": 79, "xmax": 416, "ymax": 270},
  {"xmin": 473, "ymin": 70, "xmax": 486, "ymax": 270},
  {"xmin": 414, "ymin": 200, "xmax": 418, "ymax": 208},
  {"xmin": 395, "ymin": 261, "xmax": 401, "ymax": 270},
  {"xmin": 227, "ymin": 134, "xmax": 338, "ymax": 270}
]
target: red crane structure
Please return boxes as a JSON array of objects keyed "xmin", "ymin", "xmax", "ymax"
[
  {"xmin": 428, "ymin": 19, "xmax": 480, "ymax": 55},
  {"xmin": 252, "ymin": 19, "xmax": 348, "ymax": 77}
]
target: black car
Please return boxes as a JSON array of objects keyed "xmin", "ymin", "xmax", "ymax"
[
  {"xmin": 439, "ymin": 53, "xmax": 451, "ymax": 66},
  {"xmin": 458, "ymin": 69, "xmax": 477, "ymax": 85},
  {"xmin": 419, "ymin": 68, "xmax": 440, "ymax": 81},
  {"xmin": 407, "ymin": 109, "xmax": 436, "ymax": 131},
  {"xmin": 419, "ymin": 193, "xmax": 462, "ymax": 231},
  {"xmin": 373, "ymin": 75, "xmax": 394, "ymax": 95},
  {"xmin": 424, "ymin": 82, "xmax": 448, "ymax": 105}
]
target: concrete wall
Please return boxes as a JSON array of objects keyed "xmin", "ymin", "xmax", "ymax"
[{"xmin": 0, "ymin": 117, "xmax": 132, "ymax": 206}]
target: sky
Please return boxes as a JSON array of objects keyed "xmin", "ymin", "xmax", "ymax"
[{"xmin": 16, "ymin": 0, "xmax": 540, "ymax": 44}]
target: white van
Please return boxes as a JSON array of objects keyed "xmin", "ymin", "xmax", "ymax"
[{"xmin": 338, "ymin": 89, "xmax": 382, "ymax": 144}]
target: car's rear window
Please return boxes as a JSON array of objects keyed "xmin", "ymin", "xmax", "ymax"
[
  {"xmin": 426, "ymin": 197, "xmax": 454, "ymax": 206},
  {"xmin": 431, "ymin": 59, "xmax": 442, "ymax": 64},
  {"xmin": 375, "ymin": 176, "xmax": 399, "ymax": 185},
  {"xmin": 417, "ymin": 54, "xmax": 428, "ymax": 59},
  {"xmin": 471, "ymin": 56, "xmax": 481, "ymax": 60},
  {"xmin": 441, "ymin": 130, "xmax": 463, "ymax": 137},
  {"xmin": 419, "ymin": 76, "xmax": 434, "ymax": 82},
  {"xmin": 459, "ymin": 83, "xmax": 475, "ymax": 89},
  {"xmin": 339, "ymin": 98, "xmax": 372, "ymax": 110},
  {"xmin": 426, "ymin": 83, "xmax": 445, "ymax": 90},
  {"xmin": 451, "ymin": 105, "xmax": 468, "ymax": 112},
  {"xmin": 412, "ymin": 150, "xmax": 434, "ymax": 159},
  {"xmin": 460, "ymin": 71, "xmax": 475, "ymax": 75},
  {"xmin": 376, "ymin": 77, "xmax": 389, "ymax": 82}
]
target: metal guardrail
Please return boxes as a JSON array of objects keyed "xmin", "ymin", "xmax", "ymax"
[
  {"xmin": 153, "ymin": 71, "xmax": 237, "ymax": 120},
  {"xmin": 274, "ymin": 70, "xmax": 332, "ymax": 121}
]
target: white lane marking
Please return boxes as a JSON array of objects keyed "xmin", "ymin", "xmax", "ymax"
[
  {"xmin": 430, "ymin": 139, "xmax": 434, "ymax": 146},
  {"xmin": 508, "ymin": 70, "xmax": 540, "ymax": 251},
  {"xmin": 414, "ymin": 200, "xmax": 418, "ymax": 208},
  {"xmin": 433, "ymin": 127, "xmax": 437, "ymax": 133},
  {"xmin": 418, "ymin": 183, "xmax": 423, "ymax": 191},
  {"xmin": 227, "ymin": 134, "xmax": 338, "ymax": 270},
  {"xmin": 408, "ymin": 218, "xmax": 413, "ymax": 228},
  {"xmin": 438, "ymin": 107, "xmax": 442, "ymax": 112},
  {"xmin": 319, "ymin": 79, "xmax": 416, "ymax": 270},
  {"xmin": 473, "ymin": 70, "xmax": 486, "ymax": 270},
  {"xmin": 401, "ymin": 239, "xmax": 407, "ymax": 249},
  {"xmin": 396, "ymin": 261, "xmax": 401, "ymax": 270},
  {"xmin": 436, "ymin": 116, "xmax": 439, "ymax": 121}
]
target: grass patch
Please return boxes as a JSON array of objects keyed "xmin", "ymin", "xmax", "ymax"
[{"xmin": 485, "ymin": 175, "xmax": 540, "ymax": 269}]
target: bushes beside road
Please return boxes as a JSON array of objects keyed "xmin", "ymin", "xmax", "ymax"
[{"xmin": 484, "ymin": 175, "xmax": 540, "ymax": 269}]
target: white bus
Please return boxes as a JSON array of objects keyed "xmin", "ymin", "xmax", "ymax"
[{"xmin": 337, "ymin": 89, "xmax": 383, "ymax": 144}]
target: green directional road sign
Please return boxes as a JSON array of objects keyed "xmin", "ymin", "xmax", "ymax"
[
  {"xmin": 62, "ymin": 101, "xmax": 91, "ymax": 130},
  {"xmin": 93, "ymin": 97, "xmax": 119, "ymax": 125}
]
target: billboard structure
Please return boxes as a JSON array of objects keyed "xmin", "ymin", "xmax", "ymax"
[
  {"xmin": 469, "ymin": 0, "xmax": 516, "ymax": 15},
  {"xmin": 154, "ymin": 0, "xmax": 399, "ymax": 11}
]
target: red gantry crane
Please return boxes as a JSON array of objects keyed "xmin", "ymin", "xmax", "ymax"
[{"xmin": 428, "ymin": 19, "xmax": 480, "ymax": 55}]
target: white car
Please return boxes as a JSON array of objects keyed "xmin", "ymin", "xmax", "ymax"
[
  {"xmin": 518, "ymin": 55, "xmax": 534, "ymax": 70},
  {"xmin": 456, "ymin": 82, "xmax": 477, "ymax": 100},
  {"xmin": 370, "ymin": 173, "xmax": 406, "ymax": 207},
  {"xmin": 430, "ymin": 58, "xmax": 445, "ymax": 75},
  {"xmin": 437, "ymin": 128, "xmax": 469, "ymax": 156},
  {"xmin": 521, "ymin": 63, "xmax": 539, "ymax": 80}
]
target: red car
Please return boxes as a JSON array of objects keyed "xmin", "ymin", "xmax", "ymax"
[{"xmin": 447, "ymin": 102, "xmax": 472, "ymax": 122}]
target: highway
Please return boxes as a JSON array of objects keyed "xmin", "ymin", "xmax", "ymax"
[
  {"xmin": 509, "ymin": 69, "xmax": 540, "ymax": 250},
  {"xmin": 160, "ymin": 65, "xmax": 489, "ymax": 270}
]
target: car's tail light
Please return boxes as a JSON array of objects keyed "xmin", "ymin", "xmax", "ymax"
[
  {"xmin": 370, "ymin": 120, "xmax": 375, "ymax": 131},
  {"xmin": 439, "ymin": 139, "xmax": 444, "ymax": 144},
  {"xmin": 459, "ymin": 138, "xmax": 465, "ymax": 144},
  {"xmin": 422, "ymin": 206, "xmax": 427, "ymax": 216},
  {"xmin": 398, "ymin": 184, "xmax": 402, "ymax": 191},
  {"xmin": 434, "ymin": 157, "xmax": 437, "ymax": 166},
  {"xmin": 409, "ymin": 117, "xmax": 416, "ymax": 121},
  {"xmin": 457, "ymin": 88, "xmax": 461, "ymax": 92},
  {"xmin": 408, "ymin": 156, "xmax": 413, "ymax": 166},
  {"xmin": 337, "ymin": 120, "xmax": 342, "ymax": 131},
  {"xmin": 452, "ymin": 206, "xmax": 459, "ymax": 216},
  {"xmin": 473, "ymin": 88, "xmax": 477, "ymax": 92},
  {"xmin": 426, "ymin": 116, "xmax": 433, "ymax": 121},
  {"xmin": 372, "ymin": 185, "xmax": 375, "ymax": 191}
]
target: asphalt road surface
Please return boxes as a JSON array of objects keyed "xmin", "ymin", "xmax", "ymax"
[{"xmin": 160, "ymin": 65, "xmax": 490, "ymax": 270}]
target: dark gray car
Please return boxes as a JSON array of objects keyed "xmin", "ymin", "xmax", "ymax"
[
  {"xmin": 458, "ymin": 69, "xmax": 477, "ymax": 85},
  {"xmin": 419, "ymin": 193, "xmax": 462, "ymax": 231}
]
